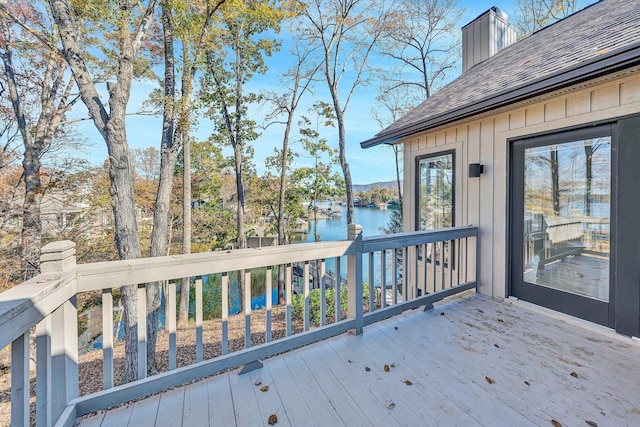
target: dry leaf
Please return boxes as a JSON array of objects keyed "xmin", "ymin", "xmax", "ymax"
[
  {"xmin": 494, "ymin": 344, "xmax": 500, "ymax": 348},
  {"xmin": 551, "ymin": 420, "xmax": 561, "ymax": 427},
  {"xmin": 485, "ymin": 376, "xmax": 495, "ymax": 384},
  {"xmin": 268, "ymin": 414, "xmax": 278, "ymax": 425},
  {"xmin": 585, "ymin": 421, "xmax": 598, "ymax": 427},
  {"xmin": 403, "ymin": 380, "xmax": 413, "ymax": 385},
  {"xmin": 440, "ymin": 312, "xmax": 445, "ymax": 316},
  {"xmin": 384, "ymin": 400, "xmax": 395, "ymax": 410},
  {"xmin": 254, "ymin": 379, "xmax": 262, "ymax": 386},
  {"xmin": 383, "ymin": 364, "xmax": 390, "ymax": 372},
  {"xmin": 570, "ymin": 372, "xmax": 578, "ymax": 378},
  {"xmin": 260, "ymin": 385, "xmax": 269, "ymax": 392},
  {"xmin": 477, "ymin": 309, "xmax": 484, "ymax": 313},
  {"xmin": 524, "ymin": 381, "xmax": 530, "ymax": 386},
  {"xmin": 347, "ymin": 359, "xmax": 353, "ymax": 363},
  {"xmin": 365, "ymin": 367, "xmax": 371, "ymax": 372},
  {"xmin": 394, "ymin": 326, "xmax": 398, "ymax": 330},
  {"xmin": 497, "ymin": 318, "xmax": 504, "ymax": 323}
]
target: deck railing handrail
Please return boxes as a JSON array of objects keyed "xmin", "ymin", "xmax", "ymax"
[{"xmin": 1, "ymin": 224, "xmax": 479, "ymax": 426}]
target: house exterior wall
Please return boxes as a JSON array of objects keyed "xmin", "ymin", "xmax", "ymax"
[{"xmin": 402, "ymin": 70, "xmax": 640, "ymax": 298}]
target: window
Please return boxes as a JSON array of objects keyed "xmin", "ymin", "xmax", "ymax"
[{"xmin": 416, "ymin": 151, "xmax": 455, "ymax": 231}]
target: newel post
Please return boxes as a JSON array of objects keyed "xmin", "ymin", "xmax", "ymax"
[
  {"xmin": 347, "ymin": 224, "xmax": 363, "ymax": 335},
  {"xmin": 40, "ymin": 241, "xmax": 79, "ymax": 421}
]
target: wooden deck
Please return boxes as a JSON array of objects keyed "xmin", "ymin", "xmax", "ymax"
[{"xmin": 77, "ymin": 293, "xmax": 640, "ymax": 427}]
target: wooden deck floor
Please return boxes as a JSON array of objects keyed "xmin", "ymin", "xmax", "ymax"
[{"xmin": 77, "ymin": 293, "xmax": 640, "ymax": 427}]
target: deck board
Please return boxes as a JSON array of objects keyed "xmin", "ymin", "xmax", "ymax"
[{"xmin": 80, "ymin": 293, "xmax": 640, "ymax": 426}]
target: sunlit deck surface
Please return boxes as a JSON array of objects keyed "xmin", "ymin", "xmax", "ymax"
[{"xmin": 77, "ymin": 293, "xmax": 640, "ymax": 427}]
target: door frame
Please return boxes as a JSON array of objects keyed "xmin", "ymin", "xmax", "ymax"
[{"xmin": 508, "ymin": 123, "xmax": 617, "ymax": 328}]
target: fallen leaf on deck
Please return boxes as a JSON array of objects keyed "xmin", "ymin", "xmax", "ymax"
[
  {"xmin": 570, "ymin": 372, "xmax": 578, "ymax": 378},
  {"xmin": 551, "ymin": 420, "xmax": 561, "ymax": 427},
  {"xmin": 347, "ymin": 359, "xmax": 353, "ymax": 363},
  {"xmin": 524, "ymin": 381, "xmax": 530, "ymax": 386},
  {"xmin": 585, "ymin": 421, "xmax": 598, "ymax": 427},
  {"xmin": 394, "ymin": 326, "xmax": 398, "ymax": 330},
  {"xmin": 254, "ymin": 379, "xmax": 262, "ymax": 386},
  {"xmin": 384, "ymin": 400, "xmax": 395, "ymax": 410},
  {"xmin": 268, "ymin": 414, "xmax": 278, "ymax": 425},
  {"xmin": 260, "ymin": 385, "xmax": 269, "ymax": 392},
  {"xmin": 477, "ymin": 309, "xmax": 484, "ymax": 313},
  {"xmin": 485, "ymin": 376, "xmax": 495, "ymax": 384},
  {"xmin": 494, "ymin": 344, "xmax": 500, "ymax": 348},
  {"xmin": 384, "ymin": 364, "xmax": 390, "ymax": 372},
  {"xmin": 497, "ymin": 318, "xmax": 504, "ymax": 323},
  {"xmin": 390, "ymin": 363, "xmax": 396, "ymax": 367},
  {"xmin": 440, "ymin": 312, "xmax": 445, "ymax": 316},
  {"xmin": 403, "ymin": 380, "xmax": 413, "ymax": 385},
  {"xmin": 365, "ymin": 367, "xmax": 371, "ymax": 372}
]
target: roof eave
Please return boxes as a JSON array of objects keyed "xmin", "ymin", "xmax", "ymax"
[{"xmin": 361, "ymin": 42, "xmax": 640, "ymax": 149}]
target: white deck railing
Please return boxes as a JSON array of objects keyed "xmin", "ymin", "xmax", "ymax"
[{"xmin": 0, "ymin": 224, "xmax": 478, "ymax": 426}]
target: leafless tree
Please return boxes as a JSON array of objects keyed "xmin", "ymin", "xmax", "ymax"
[{"xmin": 513, "ymin": 0, "xmax": 586, "ymax": 38}]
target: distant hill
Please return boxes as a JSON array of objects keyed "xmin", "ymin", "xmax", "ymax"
[{"xmin": 353, "ymin": 180, "xmax": 402, "ymax": 193}]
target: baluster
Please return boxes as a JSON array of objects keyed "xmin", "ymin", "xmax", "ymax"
[
  {"xmin": 36, "ymin": 315, "xmax": 52, "ymax": 426},
  {"xmin": 195, "ymin": 276, "xmax": 203, "ymax": 363},
  {"xmin": 286, "ymin": 264, "xmax": 292, "ymax": 336},
  {"xmin": 432, "ymin": 243, "xmax": 437, "ymax": 292},
  {"xmin": 440, "ymin": 241, "xmax": 445, "ymax": 292},
  {"xmin": 221, "ymin": 273, "xmax": 229, "ymax": 355},
  {"xmin": 402, "ymin": 248, "xmax": 408, "ymax": 302},
  {"xmin": 320, "ymin": 259, "xmax": 327, "ymax": 326},
  {"xmin": 245, "ymin": 270, "xmax": 252, "ymax": 349},
  {"xmin": 390, "ymin": 249, "xmax": 397, "ymax": 307},
  {"xmin": 102, "ymin": 289, "xmax": 114, "ymax": 389},
  {"xmin": 137, "ymin": 284, "xmax": 147, "ymax": 379},
  {"xmin": 368, "ymin": 252, "xmax": 374, "ymax": 312},
  {"xmin": 11, "ymin": 332, "xmax": 29, "ymax": 426},
  {"xmin": 334, "ymin": 257, "xmax": 341, "ymax": 322},
  {"xmin": 414, "ymin": 245, "xmax": 419, "ymax": 299},
  {"xmin": 266, "ymin": 266, "xmax": 272, "ymax": 342},
  {"xmin": 422, "ymin": 244, "xmax": 428, "ymax": 296},
  {"xmin": 304, "ymin": 261, "xmax": 310, "ymax": 331},
  {"xmin": 448, "ymin": 240, "xmax": 453, "ymax": 289},
  {"xmin": 456, "ymin": 238, "xmax": 461, "ymax": 286},
  {"xmin": 168, "ymin": 281, "xmax": 177, "ymax": 368},
  {"xmin": 380, "ymin": 250, "xmax": 386, "ymax": 309}
]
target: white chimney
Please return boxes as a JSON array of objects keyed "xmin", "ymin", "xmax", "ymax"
[{"xmin": 462, "ymin": 7, "xmax": 517, "ymax": 73}]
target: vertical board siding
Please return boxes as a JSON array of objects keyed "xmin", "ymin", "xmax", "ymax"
[{"xmin": 403, "ymin": 72, "xmax": 640, "ymax": 299}]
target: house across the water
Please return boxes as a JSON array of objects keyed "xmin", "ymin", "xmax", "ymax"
[{"xmin": 361, "ymin": 0, "xmax": 640, "ymax": 338}]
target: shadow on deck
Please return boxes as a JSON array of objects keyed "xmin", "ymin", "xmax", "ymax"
[{"xmin": 78, "ymin": 293, "xmax": 640, "ymax": 427}]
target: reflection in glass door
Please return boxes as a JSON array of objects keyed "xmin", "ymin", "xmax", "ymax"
[
  {"xmin": 511, "ymin": 125, "xmax": 614, "ymax": 327},
  {"xmin": 523, "ymin": 138, "xmax": 611, "ymax": 301}
]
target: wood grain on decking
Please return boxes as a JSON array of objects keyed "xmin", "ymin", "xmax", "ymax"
[{"xmin": 79, "ymin": 293, "xmax": 640, "ymax": 427}]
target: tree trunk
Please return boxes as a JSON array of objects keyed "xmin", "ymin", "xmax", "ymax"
[
  {"xmin": 179, "ymin": 129, "xmax": 191, "ymax": 328},
  {"xmin": 147, "ymin": 3, "xmax": 177, "ymax": 371},
  {"xmin": 584, "ymin": 144, "xmax": 593, "ymax": 216},
  {"xmin": 335, "ymin": 108, "xmax": 354, "ymax": 225},
  {"xmin": 551, "ymin": 149, "xmax": 560, "ymax": 216}
]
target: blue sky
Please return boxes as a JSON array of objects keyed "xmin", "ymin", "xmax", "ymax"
[{"xmin": 70, "ymin": 1, "xmax": 523, "ymax": 185}]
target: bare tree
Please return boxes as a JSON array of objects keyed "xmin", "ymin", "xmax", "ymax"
[
  {"xmin": 300, "ymin": 0, "xmax": 393, "ymax": 225},
  {"xmin": 0, "ymin": 0, "xmax": 81, "ymax": 281},
  {"xmin": 48, "ymin": 0, "xmax": 157, "ymax": 383},
  {"xmin": 378, "ymin": 0, "xmax": 464, "ymax": 101},
  {"xmin": 133, "ymin": 146, "xmax": 161, "ymax": 181},
  {"xmin": 513, "ymin": 0, "xmax": 586, "ymax": 38}
]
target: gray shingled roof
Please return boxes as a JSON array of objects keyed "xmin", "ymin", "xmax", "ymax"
[{"xmin": 361, "ymin": 0, "xmax": 640, "ymax": 148}]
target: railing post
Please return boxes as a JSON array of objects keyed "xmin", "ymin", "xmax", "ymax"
[
  {"xmin": 347, "ymin": 224, "xmax": 363, "ymax": 335},
  {"xmin": 40, "ymin": 241, "xmax": 78, "ymax": 422}
]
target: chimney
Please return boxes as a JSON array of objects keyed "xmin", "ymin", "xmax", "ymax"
[{"xmin": 462, "ymin": 7, "xmax": 517, "ymax": 73}]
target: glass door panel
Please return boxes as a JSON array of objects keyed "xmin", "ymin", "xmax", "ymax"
[{"xmin": 522, "ymin": 137, "xmax": 611, "ymax": 302}]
